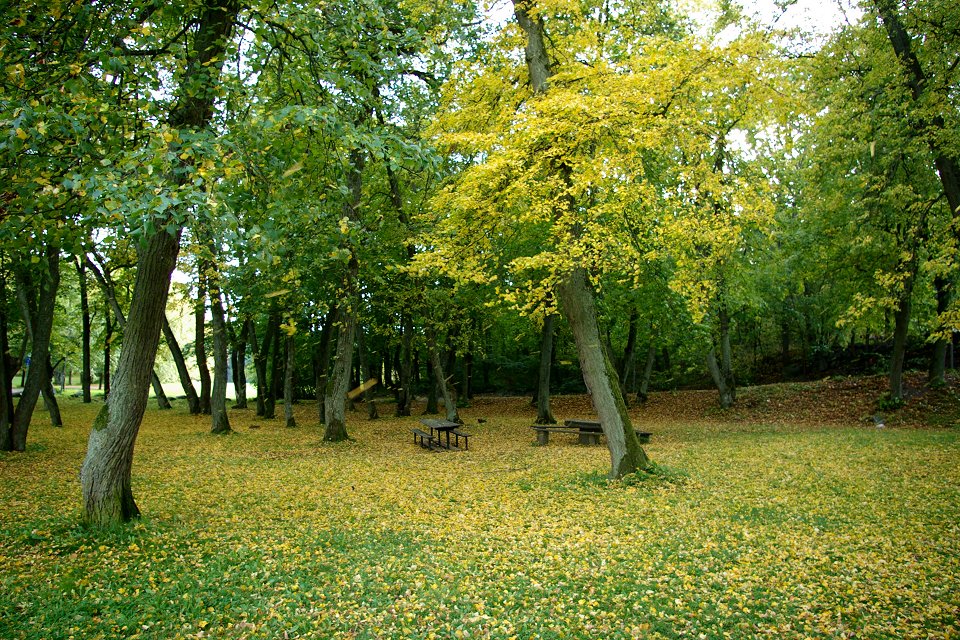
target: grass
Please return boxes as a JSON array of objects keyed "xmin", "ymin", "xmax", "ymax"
[{"xmin": 1, "ymin": 395, "xmax": 959, "ymax": 639}]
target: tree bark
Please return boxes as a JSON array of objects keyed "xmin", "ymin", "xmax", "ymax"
[
  {"xmin": 267, "ymin": 312, "xmax": 282, "ymax": 419},
  {"xmin": 706, "ymin": 306, "xmax": 737, "ymax": 409},
  {"xmin": 81, "ymin": 227, "xmax": 181, "ymax": 525},
  {"xmin": 10, "ymin": 244, "xmax": 60, "ymax": 451},
  {"xmin": 558, "ymin": 268, "xmax": 649, "ymax": 477},
  {"xmin": 80, "ymin": 0, "xmax": 239, "ymax": 527},
  {"xmin": 427, "ymin": 330, "xmax": 460, "ymax": 423},
  {"xmin": 162, "ymin": 315, "xmax": 201, "ymax": 414},
  {"xmin": 42, "ymin": 356, "xmax": 63, "ymax": 427},
  {"xmin": 323, "ymin": 304, "xmax": 357, "ymax": 440},
  {"xmin": 195, "ymin": 278, "xmax": 211, "ymax": 415},
  {"xmin": 313, "ymin": 308, "xmax": 335, "ymax": 424},
  {"xmin": 76, "ymin": 258, "xmax": 92, "ymax": 403},
  {"xmin": 103, "ymin": 310, "xmax": 112, "ymax": 398},
  {"xmin": 929, "ymin": 277, "xmax": 950, "ymax": 386},
  {"xmin": 619, "ymin": 307, "xmax": 638, "ymax": 400},
  {"xmin": 247, "ymin": 316, "xmax": 268, "ymax": 417},
  {"xmin": 637, "ymin": 344, "xmax": 656, "ymax": 403},
  {"xmin": 231, "ymin": 318, "xmax": 248, "ymax": 408},
  {"xmin": 357, "ymin": 325, "xmax": 378, "ymax": 419},
  {"xmin": 209, "ymin": 278, "xmax": 231, "ymax": 434},
  {"xmin": 889, "ymin": 288, "xmax": 912, "ymax": 402},
  {"xmin": 0, "ymin": 260, "xmax": 12, "ymax": 450},
  {"xmin": 284, "ymin": 332, "xmax": 296, "ymax": 428},
  {"xmin": 395, "ymin": 313, "xmax": 415, "ymax": 416},
  {"xmin": 534, "ymin": 313, "xmax": 557, "ymax": 424}
]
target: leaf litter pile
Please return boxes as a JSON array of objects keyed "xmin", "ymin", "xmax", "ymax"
[{"xmin": 1, "ymin": 377, "xmax": 958, "ymax": 639}]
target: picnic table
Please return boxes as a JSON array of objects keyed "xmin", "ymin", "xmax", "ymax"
[
  {"xmin": 530, "ymin": 419, "xmax": 651, "ymax": 446},
  {"xmin": 413, "ymin": 418, "xmax": 472, "ymax": 451}
]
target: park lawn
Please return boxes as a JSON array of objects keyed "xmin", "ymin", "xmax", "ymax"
[{"xmin": 1, "ymin": 395, "xmax": 958, "ymax": 640}]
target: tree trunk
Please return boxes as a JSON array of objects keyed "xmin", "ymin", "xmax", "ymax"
[
  {"xmin": 103, "ymin": 310, "xmax": 112, "ymax": 398},
  {"xmin": 42, "ymin": 356, "xmax": 63, "ymax": 427},
  {"xmin": 80, "ymin": 0, "xmax": 239, "ymax": 527},
  {"xmin": 247, "ymin": 317, "xmax": 268, "ymax": 417},
  {"xmin": 195, "ymin": 279, "xmax": 211, "ymax": 415},
  {"xmin": 231, "ymin": 319, "xmax": 248, "ymax": 408},
  {"xmin": 162, "ymin": 314, "xmax": 201, "ymax": 414},
  {"xmin": 619, "ymin": 307, "xmax": 638, "ymax": 400},
  {"xmin": 707, "ymin": 307, "xmax": 737, "ymax": 408},
  {"xmin": 424, "ymin": 359, "xmax": 439, "ymax": 415},
  {"xmin": 323, "ymin": 305, "xmax": 357, "ymax": 441},
  {"xmin": 10, "ymin": 244, "xmax": 60, "ymax": 451},
  {"xmin": 889, "ymin": 290, "xmax": 912, "ymax": 402},
  {"xmin": 637, "ymin": 344, "xmax": 656, "ymax": 403},
  {"xmin": 284, "ymin": 332, "xmax": 296, "ymax": 428},
  {"xmin": 324, "ymin": 147, "xmax": 364, "ymax": 441},
  {"xmin": 209, "ymin": 280, "xmax": 231, "ymax": 434},
  {"xmin": 314, "ymin": 308, "xmax": 335, "ymax": 424},
  {"xmin": 266, "ymin": 312, "xmax": 282, "ymax": 419},
  {"xmin": 558, "ymin": 268, "xmax": 649, "ymax": 477},
  {"xmin": 0, "ymin": 261, "xmax": 12, "ymax": 450},
  {"xmin": 929, "ymin": 277, "xmax": 950, "ymax": 386},
  {"xmin": 357, "ymin": 325, "xmax": 378, "ymax": 420},
  {"xmin": 81, "ymin": 226, "xmax": 181, "ymax": 525},
  {"xmin": 395, "ymin": 314, "xmax": 415, "ymax": 416},
  {"xmin": 77, "ymin": 259, "xmax": 92, "ymax": 403},
  {"xmin": 534, "ymin": 314, "xmax": 557, "ymax": 424},
  {"xmin": 428, "ymin": 330, "xmax": 460, "ymax": 424}
]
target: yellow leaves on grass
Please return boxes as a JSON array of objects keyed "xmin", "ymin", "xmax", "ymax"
[{"xmin": 2, "ymin": 393, "xmax": 959, "ymax": 639}]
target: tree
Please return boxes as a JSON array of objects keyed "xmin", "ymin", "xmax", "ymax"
[{"xmin": 80, "ymin": 0, "xmax": 241, "ymax": 527}]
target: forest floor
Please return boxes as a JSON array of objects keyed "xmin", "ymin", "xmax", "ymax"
[{"xmin": 1, "ymin": 372, "xmax": 958, "ymax": 639}]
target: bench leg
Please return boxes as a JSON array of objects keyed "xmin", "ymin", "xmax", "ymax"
[{"xmin": 536, "ymin": 431, "xmax": 549, "ymax": 445}]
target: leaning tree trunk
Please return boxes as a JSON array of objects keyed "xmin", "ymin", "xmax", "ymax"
[
  {"xmin": 162, "ymin": 314, "xmax": 201, "ymax": 414},
  {"xmin": 558, "ymin": 267, "xmax": 649, "ymax": 477},
  {"xmin": 284, "ymin": 332, "xmax": 296, "ymax": 428},
  {"xmin": 209, "ymin": 278, "xmax": 231, "ymax": 434},
  {"xmin": 10, "ymin": 244, "xmax": 60, "ymax": 451},
  {"xmin": 80, "ymin": 0, "xmax": 239, "ymax": 527},
  {"xmin": 77, "ymin": 259, "xmax": 92, "ymax": 403},
  {"xmin": 103, "ymin": 310, "xmax": 112, "ymax": 398},
  {"xmin": 534, "ymin": 313, "xmax": 557, "ymax": 424},
  {"xmin": 195, "ymin": 278, "xmax": 211, "ymax": 415},
  {"xmin": 81, "ymin": 227, "xmax": 181, "ymax": 525}
]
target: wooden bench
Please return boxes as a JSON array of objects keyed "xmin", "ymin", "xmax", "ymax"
[
  {"xmin": 531, "ymin": 420, "xmax": 652, "ymax": 446},
  {"xmin": 450, "ymin": 428, "xmax": 471, "ymax": 450},
  {"xmin": 412, "ymin": 428, "xmax": 438, "ymax": 450}
]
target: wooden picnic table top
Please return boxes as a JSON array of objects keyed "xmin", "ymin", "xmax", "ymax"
[
  {"xmin": 563, "ymin": 419, "xmax": 602, "ymax": 431},
  {"xmin": 420, "ymin": 418, "xmax": 460, "ymax": 430}
]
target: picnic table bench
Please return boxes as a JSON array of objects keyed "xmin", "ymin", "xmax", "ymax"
[
  {"xmin": 415, "ymin": 418, "xmax": 472, "ymax": 451},
  {"xmin": 530, "ymin": 419, "xmax": 651, "ymax": 446}
]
